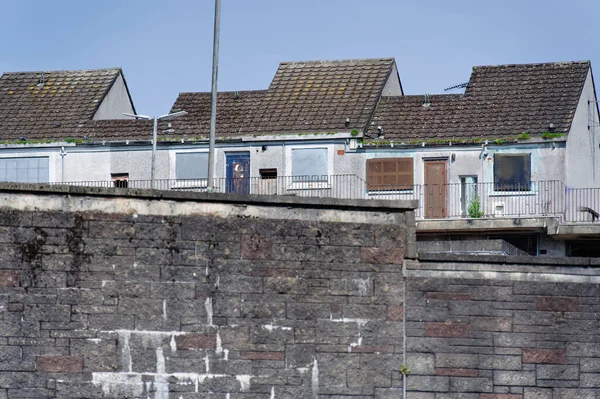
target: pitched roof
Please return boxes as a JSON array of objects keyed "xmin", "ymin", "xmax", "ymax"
[
  {"xmin": 368, "ymin": 61, "xmax": 591, "ymax": 141},
  {"xmin": 170, "ymin": 90, "xmax": 267, "ymax": 137},
  {"xmin": 0, "ymin": 68, "xmax": 123, "ymax": 141},
  {"xmin": 368, "ymin": 95, "xmax": 468, "ymax": 140},
  {"xmin": 170, "ymin": 58, "xmax": 396, "ymax": 137}
]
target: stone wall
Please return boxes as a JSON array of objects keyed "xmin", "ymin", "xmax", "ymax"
[
  {"xmin": 1, "ymin": 185, "xmax": 600, "ymax": 399},
  {"xmin": 0, "ymin": 185, "xmax": 415, "ymax": 399},
  {"xmin": 405, "ymin": 254, "xmax": 600, "ymax": 399}
]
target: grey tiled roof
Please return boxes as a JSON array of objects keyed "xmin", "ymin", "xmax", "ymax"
[
  {"xmin": 368, "ymin": 61, "xmax": 591, "ymax": 141},
  {"xmin": 170, "ymin": 90, "xmax": 267, "ymax": 137},
  {"xmin": 170, "ymin": 58, "xmax": 396, "ymax": 137},
  {"xmin": 0, "ymin": 68, "xmax": 123, "ymax": 141}
]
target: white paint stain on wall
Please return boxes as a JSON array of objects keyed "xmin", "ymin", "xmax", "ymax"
[
  {"xmin": 205, "ymin": 298, "xmax": 213, "ymax": 326},
  {"xmin": 311, "ymin": 358, "xmax": 319, "ymax": 399}
]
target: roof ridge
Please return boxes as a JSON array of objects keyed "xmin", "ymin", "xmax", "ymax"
[
  {"xmin": 472, "ymin": 60, "xmax": 590, "ymax": 70},
  {"xmin": 178, "ymin": 89, "xmax": 267, "ymax": 96},
  {"xmin": 278, "ymin": 57, "xmax": 395, "ymax": 65},
  {"xmin": 1, "ymin": 67, "xmax": 121, "ymax": 76},
  {"xmin": 394, "ymin": 94, "xmax": 464, "ymax": 99}
]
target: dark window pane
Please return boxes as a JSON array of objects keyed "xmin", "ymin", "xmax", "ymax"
[{"xmin": 494, "ymin": 154, "xmax": 531, "ymax": 191}]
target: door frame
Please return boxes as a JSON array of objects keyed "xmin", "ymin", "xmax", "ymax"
[
  {"xmin": 424, "ymin": 160, "xmax": 448, "ymax": 219},
  {"xmin": 225, "ymin": 152, "xmax": 251, "ymax": 194}
]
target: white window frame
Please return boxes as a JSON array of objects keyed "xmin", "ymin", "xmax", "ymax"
[
  {"xmin": 490, "ymin": 152, "xmax": 536, "ymax": 197},
  {"xmin": 285, "ymin": 144, "xmax": 334, "ymax": 190},
  {"xmin": 170, "ymin": 149, "xmax": 210, "ymax": 189}
]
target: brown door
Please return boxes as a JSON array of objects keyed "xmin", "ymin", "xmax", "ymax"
[{"xmin": 424, "ymin": 161, "xmax": 447, "ymax": 219}]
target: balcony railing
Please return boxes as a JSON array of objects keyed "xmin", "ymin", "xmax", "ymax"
[{"xmin": 49, "ymin": 176, "xmax": 600, "ymax": 224}]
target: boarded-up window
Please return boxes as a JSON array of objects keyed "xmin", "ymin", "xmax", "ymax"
[
  {"xmin": 366, "ymin": 158, "xmax": 414, "ymax": 191},
  {"xmin": 176, "ymin": 153, "xmax": 209, "ymax": 180},
  {"xmin": 494, "ymin": 153, "xmax": 531, "ymax": 191}
]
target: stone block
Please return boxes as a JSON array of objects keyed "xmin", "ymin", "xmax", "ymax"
[
  {"xmin": 264, "ymin": 277, "xmax": 308, "ymax": 295},
  {"xmin": 343, "ymin": 304, "xmax": 387, "ymax": 320},
  {"xmin": 579, "ymin": 373, "xmax": 600, "ymax": 388},
  {"xmin": 523, "ymin": 387, "xmax": 552, "ymax": 399},
  {"xmin": 580, "ymin": 357, "xmax": 600, "ymax": 372},
  {"xmin": 387, "ymin": 305, "xmax": 403, "ymax": 321},
  {"xmin": 536, "ymin": 365, "xmax": 578, "ymax": 380},
  {"xmin": 436, "ymin": 368, "xmax": 479, "ymax": 377},
  {"xmin": 470, "ymin": 317, "xmax": 512, "ymax": 332},
  {"xmin": 36, "ymin": 356, "xmax": 83, "ymax": 373},
  {"xmin": 425, "ymin": 322, "xmax": 469, "ymax": 338},
  {"xmin": 535, "ymin": 297, "xmax": 579, "ymax": 312},
  {"xmin": 175, "ymin": 334, "xmax": 216, "ymax": 350},
  {"xmin": 552, "ymin": 388, "xmax": 596, "ymax": 399},
  {"xmin": 407, "ymin": 375, "xmax": 449, "ymax": 392},
  {"xmin": 0, "ymin": 271, "xmax": 19, "ymax": 287},
  {"xmin": 522, "ymin": 348, "xmax": 565, "ymax": 365},
  {"xmin": 347, "ymin": 369, "xmax": 392, "ymax": 388},
  {"xmin": 449, "ymin": 376, "xmax": 492, "ymax": 392},
  {"xmin": 494, "ymin": 370, "xmax": 536, "ymax": 386}
]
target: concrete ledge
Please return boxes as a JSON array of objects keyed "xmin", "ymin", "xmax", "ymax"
[
  {"xmin": 0, "ymin": 182, "xmax": 417, "ymax": 213},
  {"xmin": 418, "ymin": 252, "xmax": 596, "ymax": 266},
  {"xmin": 417, "ymin": 217, "xmax": 558, "ymax": 233},
  {"xmin": 553, "ymin": 223, "xmax": 600, "ymax": 237}
]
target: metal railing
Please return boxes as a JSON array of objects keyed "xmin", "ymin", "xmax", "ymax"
[{"xmin": 49, "ymin": 176, "xmax": 600, "ymax": 223}]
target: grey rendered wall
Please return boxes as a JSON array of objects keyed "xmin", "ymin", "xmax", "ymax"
[
  {"xmin": 565, "ymin": 69, "xmax": 600, "ymax": 188},
  {"xmin": 92, "ymin": 74, "xmax": 135, "ymax": 120}
]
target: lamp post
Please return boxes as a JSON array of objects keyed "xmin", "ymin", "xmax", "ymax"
[
  {"xmin": 207, "ymin": 0, "xmax": 221, "ymax": 192},
  {"xmin": 124, "ymin": 111, "xmax": 188, "ymax": 189}
]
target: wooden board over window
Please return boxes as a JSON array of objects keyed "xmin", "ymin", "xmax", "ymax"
[{"xmin": 366, "ymin": 158, "xmax": 414, "ymax": 191}]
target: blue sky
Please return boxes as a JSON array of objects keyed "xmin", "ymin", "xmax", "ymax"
[{"xmin": 2, "ymin": 0, "xmax": 600, "ymax": 116}]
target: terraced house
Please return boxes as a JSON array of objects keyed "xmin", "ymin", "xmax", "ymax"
[{"xmin": 0, "ymin": 58, "xmax": 599, "ymax": 255}]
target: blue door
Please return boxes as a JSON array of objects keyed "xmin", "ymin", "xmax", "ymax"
[{"xmin": 226, "ymin": 153, "xmax": 250, "ymax": 194}]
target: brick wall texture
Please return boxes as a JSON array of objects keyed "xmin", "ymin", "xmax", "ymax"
[
  {"xmin": 1, "ymin": 202, "xmax": 599, "ymax": 399},
  {"xmin": 0, "ymin": 206, "xmax": 408, "ymax": 398}
]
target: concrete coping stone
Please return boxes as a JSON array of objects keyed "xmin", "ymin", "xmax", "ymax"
[
  {"xmin": 0, "ymin": 182, "xmax": 417, "ymax": 212},
  {"xmin": 418, "ymin": 252, "xmax": 597, "ymax": 266}
]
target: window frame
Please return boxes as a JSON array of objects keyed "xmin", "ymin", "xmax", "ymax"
[
  {"xmin": 493, "ymin": 153, "xmax": 532, "ymax": 193},
  {"xmin": 0, "ymin": 156, "xmax": 49, "ymax": 183},
  {"xmin": 285, "ymin": 145, "xmax": 333, "ymax": 189},
  {"xmin": 173, "ymin": 151, "xmax": 210, "ymax": 189}
]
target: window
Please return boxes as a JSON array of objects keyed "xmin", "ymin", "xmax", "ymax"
[
  {"xmin": 0, "ymin": 157, "xmax": 49, "ymax": 183},
  {"xmin": 111, "ymin": 173, "xmax": 129, "ymax": 188},
  {"xmin": 176, "ymin": 153, "xmax": 208, "ymax": 180},
  {"xmin": 366, "ymin": 158, "xmax": 413, "ymax": 191},
  {"xmin": 494, "ymin": 154, "xmax": 531, "ymax": 191},
  {"xmin": 292, "ymin": 148, "xmax": 327, "ymax": 182}
]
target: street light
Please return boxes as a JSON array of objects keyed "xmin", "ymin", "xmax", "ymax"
[{"xmin": 124, "ymin": 111, "xmax": 188, "ymax": 189}]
